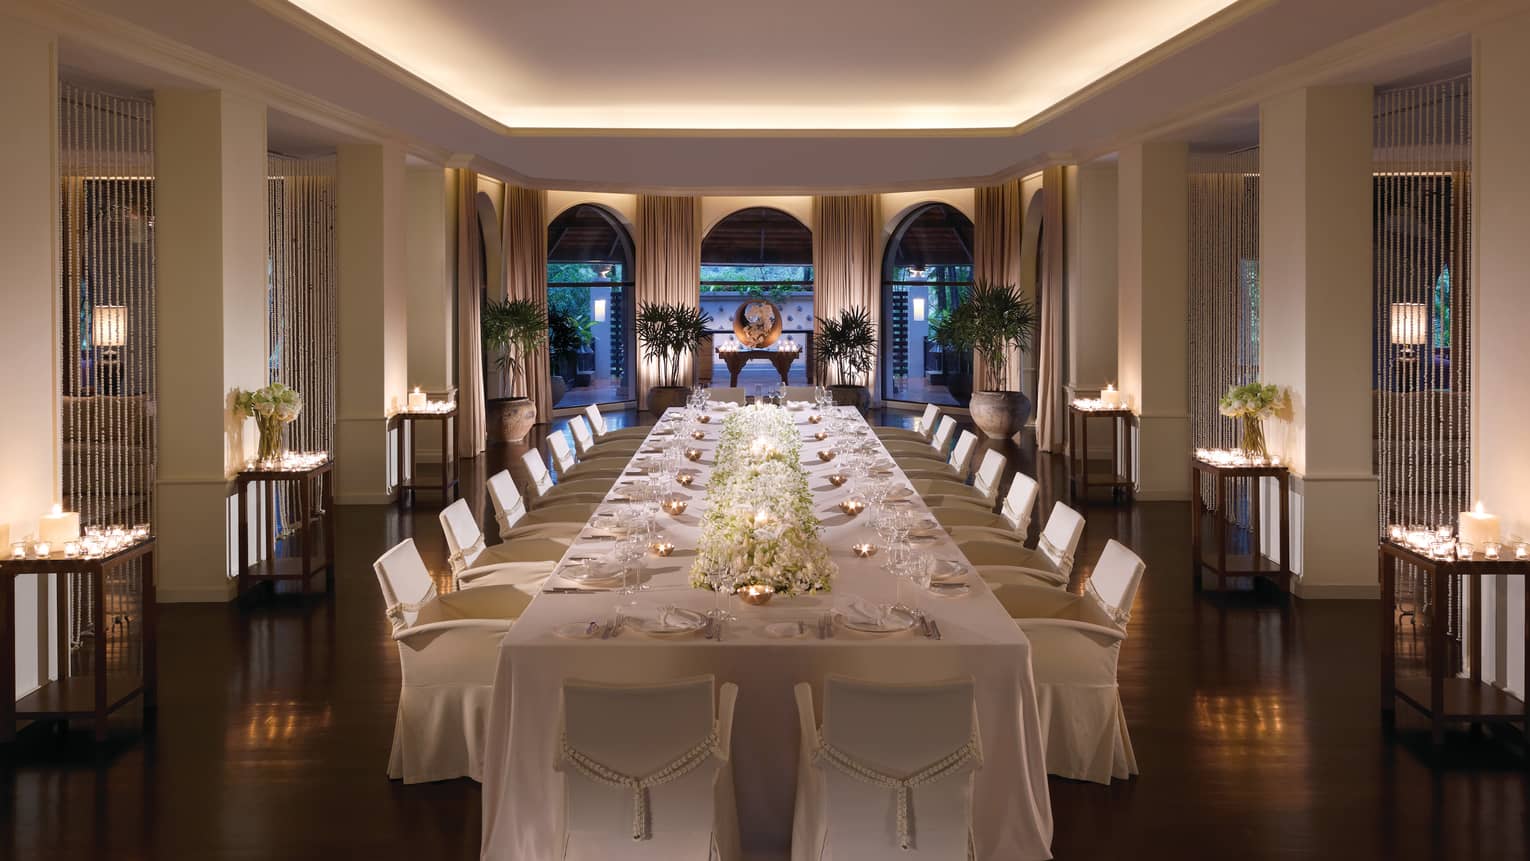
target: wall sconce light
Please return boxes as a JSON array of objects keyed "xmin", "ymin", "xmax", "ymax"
[
  {"xmin": 593, "ymin": 298, "xmax": 608, "ymax": 322},
  {"xmin": 911, "ymin": 297, "xmax": 926, "ymax": 322}
]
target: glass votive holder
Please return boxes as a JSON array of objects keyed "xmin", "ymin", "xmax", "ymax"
[
  {"xmin": 839, "ymin": 498, "xmax": 866, "ymax": 516},
  {"xmin": 1455, "ymin": 542, "xmax": 1475, "ymax": 561},
  {"xmin": 817, "ymin": 449, "xmax": 837, "ymax": 463},
  {"xmin": 10, "ymin": 542, "xmax": 25, "ymax": 559},
  {"xmin": 661, "ymin": 497, "xmax": 689, "ymax": 516},
  {"xmin": 852, "ymin": 542, "xmax": 877, "ymax": 558},
  {"xmin": 64, "ymin": 541, "xmax": 80, "ymax": 558},
  {"xmin": 808, "ymin": 414, "xmax": 822, "ymax": 424},
  {"xmin": 813, "ymin": 430, "xmax": 829, "ymax": 442},
  {"xmin": 1387, "ymin": 524, "xmax": 1406, "ymax": 543},
  {"xmin": 684, "ymin": 448, "xmax": 703, "ymax": 462},
  {"xmin": 1516, "ymin": 542, "xmax": 1530, "ymax": 561},
  {"xmin": 34, "ymin": 541, "xmax": 50, "ymax": 558},
  {"xmin": 690, "ymin": 430, "xmax": 706, "ymax": 440},
  {"xmin": 1436, "ymin": 525, "xmax": 1455, "ymax": 540},
  {"xmin": 675, "ymin": 472, "xmax": 695, "ymax": 487},
  {"xmin": 1484, "ymin": 542, "xmax": 1502, "ymax": 560},
  {"xmin": 740, "ymin": 583, "xmax": 774, "ymax": 606},
  {"xmin": 696, "ymin": 414, "xmax": 711, "ymax": 424},
  {"xmin": 650, "ymin": 540, "xmax": 675, "ymax": 557},
  {"xmin": 827, "ymin": 472, "xmax": 848, "ymax": 488}
]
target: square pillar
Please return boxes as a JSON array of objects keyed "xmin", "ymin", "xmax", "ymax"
[
  {"xmin": 1066, "ymin": 162, "xmax": 1119, "ymax": 456},
  {"xmin": 0, "ymin": 17, "xmax": 60, "ymax": 694},
  {"xmin": 1117, "ymin": 142, "xmax": 1190, "ymax": 500},
  {"xmin": 1259, "ymin": 85, "xmax": 1377, "ymax": 598},
  {"xmin": 154, "ymin": 89, "xmax": 268, "ymax": 602},
  {"xmin": 406, "ymin": 166, "xmax": 452, "ymax": 462},
  {"xmin": 336, "ymin": 143, "xmax": 408, "ymax": 503}
]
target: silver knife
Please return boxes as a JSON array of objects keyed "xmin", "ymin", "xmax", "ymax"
[{"xmin": 927, "ymin": 617, "xmax": 942, "ymax": 640}]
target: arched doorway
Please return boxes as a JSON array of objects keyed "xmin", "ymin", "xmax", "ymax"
[
  {"xmin": 700, "ymin": 207, "xmax": 814, "ymax": 391},
  {"xmin": 881, "ymin": 203, "xmax": 975, "ymax": 405},
  {"xmin": 546, "ymin": 203, "xmax": 636, "ymax": 407}
]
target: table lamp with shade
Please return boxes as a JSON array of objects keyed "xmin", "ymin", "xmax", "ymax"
[
  {"xmin": 93, "ymin": 304, "xmax": 127, "ymax": 394},
  {"xmin": 1389, "ymin": 302, "xmax": 1427, "ymax": 390}
]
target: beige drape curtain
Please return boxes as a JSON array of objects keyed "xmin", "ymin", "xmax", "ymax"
[
  {"xmin": 502, "ymin": 185, "xmax": 551, "ymax": 422},
  {"xmin": 635, "ymin": 194, "xmax": 701, "ymax": 410},
  {"xmin": 1035, "ymin": 167, "xmax": 1067, "ymax": 452},
  {"xmin": 973, "ymin": 180, "xmax": 1023, "ymax": 393},
  {"xmin": 453, "ymin": 169, "xmax": 487, "ymax": 456},
  {"xmin": 811, "ymin": 195, "xmax": 881, "ymax": 398}
]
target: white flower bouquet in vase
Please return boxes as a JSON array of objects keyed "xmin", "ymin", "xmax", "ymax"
[
  {"xmin": 235, "ymin": 382, "xmax": 304, "ymax": 462},
  {"xmin": 1217, "ymin": 382, "xmax": 1283, "ymax": 459}
]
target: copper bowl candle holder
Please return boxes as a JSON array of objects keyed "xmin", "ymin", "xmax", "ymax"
[
  {"xmin": 691, "ymin": 430, "xmax": 706, "ymax": 440},
  {"xmin": 817, "ymin": 449, "xmax": 837, "ymax": 463},
  {"xmin": 650, "ymin": 540, "xmax": 676, "ymax": 557},
  {"xmin": 813, "ymin": 430, "xmax": 829, "ymax": 442},
  {"xmin": 662, "ymin": 497, "xmax": 689, "ymax": 516},
  {"xmin": 827, "ymin": 472, "xmax": 848, "ymax": 487},
  {"xmin": 839, "ymin": 498, "xmax": 866, "ymax": 516},
  {"xmin": 684, "ymin": 447, "xmax": 703, "ymax": 462},
  {"xmin": 697, "ymin": 414, "xmax": 711, "ymax": 424},
  {"xmin": 675, "ymin": 472, "xmax": 695, "ymax": 487},
  {"xmin": 852, "ymin": 542, "xmax": 877, "ymax": 558},
  {"xmin": 808, "ymin": 414, "xmax": 822, "ymax": 424},
  {"xmin": 740, "ymin": 583, "xmax": 774, "ymax": 606}
]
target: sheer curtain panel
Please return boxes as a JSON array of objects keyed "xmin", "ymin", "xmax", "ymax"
[
  {"xmin": 454, "ymin": 169, "xmax": 487, "ymax": 455},
  {"xmin": 502, "ymin": 185, "xmax": 551, "ymax": 422},
  {"xmin": 635, "ymin": 195, "xmax": 702, "ymax": 410}
]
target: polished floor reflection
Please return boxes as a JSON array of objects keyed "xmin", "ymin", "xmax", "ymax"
[{"xmin": 3, "ymin": 411, "xmax": 1526, "ymax": 860}]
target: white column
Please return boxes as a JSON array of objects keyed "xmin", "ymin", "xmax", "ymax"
[
  {"xmin": 1065, "ymin": 162, "xmax": 1119, "ymax": 402},
  {"xmin": 1259, "ymin": 85, "xmax": 1377, "ymax": 598},
  {"xmin": 0, "ymin": 17, "xmax": 60, "ymax": 695},
  {"xmin": 1117, "ymin": 142, "xmax": 1190, "ymax": 500},
  {"xmin": 335, "ymin": 143, "xmax": 408, "ymax": 503},
  {"xmin": 154, "ymin": 89, "xmax": 268, "ymax": 603},
  {"xmin": 1474, "ymin": 13, "xmax": 1530, "ymax": 697},
  {"xmin": 405, "ymin": 166, "xmax": 451, "ymax": 461}
]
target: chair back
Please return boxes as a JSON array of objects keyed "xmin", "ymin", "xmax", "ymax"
[
  {"xmin": 372, "ymin": 539, "xmax": 436, "ymax": 630},
  {"xmin": 928, "ymin": 416, "xmax": 957, "ymax": 454},
  {"xmin": 783, "ymin": 385, "xmax": 817, "ymax": 402},
  {"xmin": 1039, "ymin": 501, "xmax": 1086, "ymax": 574},
  {"xmin": 808, "ymin": 676, "xmax": 979, "ymax": 856},
  {"xmin": 710, "ymin": 386, "xmax": 746, "ymax": 404},
  {"xmin": 917, "ymin": 403, "xmax": 942, "ymax": 437},
  {"xmin": 486, "ymin": 469, "xmax": 528, "ymax": 535},
  {"xmin": 549, "ymin": 431, "xmax": 579, "ymax": 475},
  {"xmin": 970, "ymin": 450, "xmax": 1006, "ymax": 503},
  {"xmin": 570, "ymin": 415, "xmax": 598, "ymax": 456},
  {"xmin": 1087, "ymin": 539, "xmax": 1147, "ymax": 627},
  {"xmin": 438, "ymin": 498, "xmax": 486, "ymax": 574},
  {"xmin": 999, "ymin": 472, "xmax": 1040, "ymax": 538},
  {"xmin": 561, "ymin": 676, "xmax": 737, "ymax": 859},
  {"xmin": 585, "ymin": 404, "xmax": 610, "ymax": 437},
  {"xmin": 520, "ymin": 449, "xmax": 556, "ymax": 497},
  {"xmin": 947, "ymin": 431, "xmax": 978, "ymax": 478}
]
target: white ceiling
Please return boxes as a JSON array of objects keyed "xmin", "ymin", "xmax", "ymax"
[{"xmin": 282, "ymin": 0, "xmax": 1244, "ymax": 130}]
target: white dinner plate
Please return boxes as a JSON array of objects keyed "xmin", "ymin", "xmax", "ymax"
[
  {"xmin": 630, "ymin": 606, "xmax": 709, "ymax": 637},
  {"xmin": 562, "ymin": 558, "xmax": 625, "ymax": 584},
  {"xmin": 883, "ymin": 485, "xmax": 914, "ymax": 501},
  {"xmin": 839, "ymin": 605, "xmax": 918, "ymax": 634},
  {"xmin": 553, "ymin": 620, "xmax": 602, "ymax": 639},
  {"xmin": 909, "ymin": 519, "xmax": 943, "ymax": 539},
  {"xmin": 930, "ymin": 558, "xmax": 970, "ymax": 583}
]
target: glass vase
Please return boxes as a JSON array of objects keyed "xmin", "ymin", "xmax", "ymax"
[
  {"xmin": 257, "ymin": 417, "xmax": 286, "ymax": 463},
  {"xmin": 1241, "ymin": 416, "xmax": 1268, "ymax": 459}
]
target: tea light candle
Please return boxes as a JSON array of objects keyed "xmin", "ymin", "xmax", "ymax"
[
  {"xmin": 691, "ymin": 429, "xmax": 706, "ymax": 440},
  {"xmin": 662, "ymin": 498, "xmax": 689, "ymax": 516},
  {"xmin": 1516, "ymin": 543, "xmax": 1529, "ymax": 561},
  {"xmin": 64, "ymin": 541, "xmax": 80, "ymax": 558},
  {"xmin": 839, "ymin": 498, "xmax": 866, "ymax": 516},
  {"xmin": 1459, "ymin": 501, "xmax": 1501, "ymax": 546},
  {"xmin": 697, "ymin": 414, "xmax": 711, "ymax": 424},
  {"xmin": 852, "ymin": 542, "xmax": 876, "ymax": 558},
  {"xmin": 408, "ymin": 386, "xmax": 427, "ymax": 411},
  {"xmin": 827, "ymin": 472, "xmax": 848, "ymax": 488},
  {"xmin": 808, "ymin": 414, "xmax": 822, "ymax": 424},
  {"xmin": 817, "ymin": 449, "xmax": 836, "ymax": 463},
  {"xmin": 34, "ymin": 541, "xmax": 50, "ymax": 558},
  {"xmin": 753, "ymin": 509, "xmax": 772, "ymax": 527},
  {"xmin": 39, "ymin": 504, "xmax": 80, "ymax": 545},
  {"xmin": 11, "ymin": 542, "xmax": 25, "ymax": 559},
  {"xmin": 1100, "ymin": 383, "xmax": 1123, "ymax": 408},
  {"xmin": 814, "ymin": 430, "xmax": 829, "ymax": 442},
  {"xmin": 740, "ymin": 583, "xmax": 774, "ymax": 605},
  {"xmin": 1388, "ymin": 524, "xmax": 1406, "ymax": 543},
  {"xmin": 675, "ymin": 472, "xmax": 695, "ymax": 487},
  {"xmin": 650, "ymin": 540, "xmax": 675, "ymax": 557},
  {"xmin": 685, "ymin": 447, "xmax": 703, "ymax": 462},
  {"xmin": 1456, "ymin": 542, "xmax": 1475, "ymax": 561},
  {"xmin": 1484, "ymin": 542, "xmax": 1502, "ymax": 560}
]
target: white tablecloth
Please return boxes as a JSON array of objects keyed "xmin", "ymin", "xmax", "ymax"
[{"xmin": 480, "ymin": 406, "xmax": 1054, "ymax": 860}]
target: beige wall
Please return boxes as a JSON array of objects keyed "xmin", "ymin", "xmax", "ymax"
[
  {"xmin": 547, "ymin": 191, "xmax": 637, "ymax": 231},
  {"xmin": 0, "ymin": 17, "xmax": 61, "ymax": 695},
  {"xmin": 1474, "ymin": 14, "xmax": 1530, "ymax": 697},
  {"xmin": 879, "ymin": 188, "xmax": 974, "ymax": 241},
  {"xmin": 703, "ymin": 195, "xmax": 812, "ymax": 236},
  {"xmin": 406, "ymin": 167, "xmax": 452, "ymax": 392},
  {"xmin": 1065, "ymin": 162, "xmax": 1118, "ymax": 395}
]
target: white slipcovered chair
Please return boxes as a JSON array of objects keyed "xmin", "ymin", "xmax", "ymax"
[
  {"xmin": 487, "ymin": 468, "xmax": 597, "ymax": 538},
  {"xmin": 559, "ymin": 676, "xmax": 741, "ymax": 861},
  {"xmin": 932, "ymin": 472, "xmax": 1038, "ymax": 539},
  {"xmin": 521, "ymin": 449, "xmax": 611, "ymax": 509},
  {"xmin": 961, "ymin": 500, "xmax": 1086, "ymax": 587},
  {"xmin": 900, "ymin": 430, "xmax": 978, "ymax": 485},
  {"xmin": 708, "ymin": 386, "xmax": 747, "ymax": 404},
  {"xmin": 549, "ymin": 432, "xmax": 627, "ymax": 483},
  {"xmin": 919, "ymin": 450, "xmax": 1007, "ymax": 511},
  {"xmin": 792, "ymin": 676, "xmax": 982, "ymax": 860},
  {"xmin": 571, "ymin": 415, "xmax": 641, "ymax": 457},
  {"xmin": 1009, "ymin": 540, "xmax": 1146, "ymax": 783},
  {"xmin": 374, "ymin": 538, "xmax": 527, "ymax": 784},
  {"xmin": 586, "ymin": 404, "xmax": 652, "ymax": 442},
  {"xmin": 874, "ymin": 403, "xmax": 941, "ymax": 443},
  {"xmin": 883, "ymin": 415, "xmax": 957, "ymax": 464},
  {"xmin": 439, "ymin": 498, "xmax": 563, "ymax": 584}
]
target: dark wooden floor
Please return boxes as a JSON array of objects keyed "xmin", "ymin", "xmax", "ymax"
[{"xmin": 4, "ymin": 408, "xmax": 1527, "ymax": 860}]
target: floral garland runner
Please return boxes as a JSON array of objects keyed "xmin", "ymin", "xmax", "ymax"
[{"xmin": 689, "ymin": 404, "xmax": 837, "ymax": 596}]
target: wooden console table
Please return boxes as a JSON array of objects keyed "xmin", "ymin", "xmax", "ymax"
[
  {"xmin": 716, "ymin": 348, "xmax": 799, "ymax": 387},
  {"xmin": 1189, "ymin": 456, "xmax": 1291, "ymax": 594},
  {"xmin": 1, "ymin": 539, "xmax": 157, "ymax": 743},
  {"xmin": 394, "ymin": 406, "xmax": 458, "ymax": 505},
  {"xmin": 1067, "ymin": 404, "xmax": 1134, "ymax": 503},
  {"xmin": 1380, "ymin": 541, "xmax": 1529, "ymax": 748},
  {"xmin": 235, "ymin": 459, "xmax": 335, "ymax": 595}
]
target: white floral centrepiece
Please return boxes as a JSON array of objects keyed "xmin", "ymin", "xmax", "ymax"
[{"xmin": 689, "ymin": 403, "xmax": 837, "ymax": 596}]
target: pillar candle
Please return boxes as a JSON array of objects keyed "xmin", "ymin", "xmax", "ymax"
[
  {"xmin": 408, "ymin": 387, "xmax": 427, "ymax": 411},
  {"xmin": 1458, "ymin": 501, "xmax": 1501, "ymax": 546},
  {"xmin": 1100, "ymin": 384, "xmax": 1123, "ymax": 408},
  {"xmin": 39, "ymin": 504, "xmax": 80, "ymax": 545}
]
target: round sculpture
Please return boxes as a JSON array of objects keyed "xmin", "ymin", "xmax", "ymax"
[{"xmin": 732, "ymin": 299, "xmax": 783, "ymax": 348}]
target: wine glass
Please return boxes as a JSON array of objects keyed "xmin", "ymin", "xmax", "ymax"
[{"xmin": 616, "ymin": 534, "xmax": 646, "ymax": 611}]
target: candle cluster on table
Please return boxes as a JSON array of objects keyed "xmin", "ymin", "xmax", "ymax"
[
  {"xmin": 749, "ymin": 436, "xmax": 779, "ymax": 460},
  {"xmin": 246, "ymin": 450, "xmax": 331, "ymax": 472},
  {"xmin": 1386, "ymin": 510, "xmax": 1528, "ymax": 562},
  {"xmin": 1194, "ymin": 448, "xmax": 1283, "ymax": 468},
  {"xmin": 1071, "ymin": 394, "xmax": 1129, "ymax": 412},
  {"xmin": 401, "ymin": 387, "xmax": 455, "ymax": 415},
  {"xmin": 10, "ymin": 522, "xmax": 151, "ymax": 560}
]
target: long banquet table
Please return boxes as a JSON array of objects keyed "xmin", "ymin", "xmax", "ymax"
[{"xmin": 479, "ymin": 405, "xmax": 1054, "ymax": 860}]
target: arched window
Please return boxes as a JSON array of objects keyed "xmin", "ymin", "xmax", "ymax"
[
  {"xmin": 547, "ymin": 204, "xmax": 635, "ymax": 407},
  {"xmin": 882, "ymin": 203, "xmax": 974, "ymax": 406},
  {"xmin": 700, "ymin": 207, "xmax": 813, "ymax": 391}
]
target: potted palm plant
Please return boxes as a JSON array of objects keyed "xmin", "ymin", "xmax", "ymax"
[
  {"xmin": 636, "ymin": 301, "xmax": 712, "ymax": 415},
  {"xmin": 816, "ymin": 305, "xmax": 877, "ymax": 410},
  {"xmin": 482, "ymin": 296, "xmax": 548, "ymax": 442},
  {"xmin": 948, "ymin": 281, "xmax": 1037, "ymax": 438}
]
